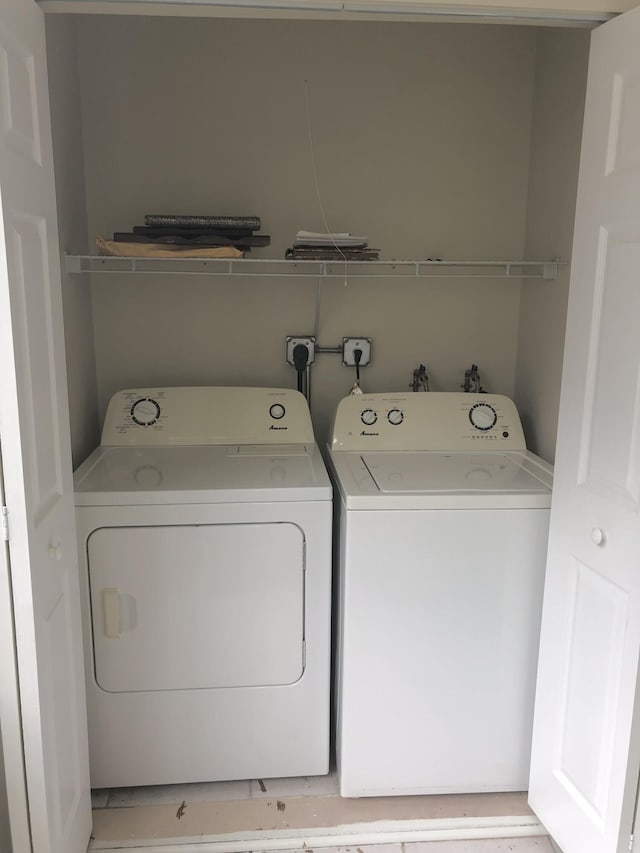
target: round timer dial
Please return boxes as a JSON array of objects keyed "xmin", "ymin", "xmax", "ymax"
[
  {"xmin": 387, "ymin": 408, "xmax": 404, "ymax": 426},
  {"xmin": 469, "ymin": 402, "xmax": 497, "ymax": 431},
  {"xmin": 130, "ymin": 397, "xmax": 161, "ymax": 427},
  {"xmin": 361, "ymin": 409, "xmax": 378, "ymax": 426}
]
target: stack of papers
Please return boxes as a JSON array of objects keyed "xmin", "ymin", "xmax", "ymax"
[
  {"xmin": 286, "ymin": 230, "xmax": 379, "ymax": 261},
  {"xmin": 294, "ymin": 230, "xmax": 368, "ymax": 248}
]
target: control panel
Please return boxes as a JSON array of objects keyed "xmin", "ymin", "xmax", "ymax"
[
  {"xmin": 331, "ymin": 392, "xmax": 526, "ymax": 451},
  {"xmin": 101, "ymin": 387, "xmax": 315, "ymax": 446}
]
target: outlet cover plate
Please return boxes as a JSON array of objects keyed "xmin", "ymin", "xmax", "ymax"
[
  {"xmin": 343, "ymin": 337, "xmax": 372, "ymax": 366},
  {"xmin": 286, "ymin": 336, "xmax": 316, "ymax": 366}
]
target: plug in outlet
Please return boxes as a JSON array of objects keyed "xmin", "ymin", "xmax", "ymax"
[
  {"xmin": 343, "ymin": 337, "xmax": 372, "ymax": 367},
  {"xmin": 286, "ymin": 336, "xmax": 316, "ymax": 366}
]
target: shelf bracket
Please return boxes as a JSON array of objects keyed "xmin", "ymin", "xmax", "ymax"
[{"xmin": 64, "ymin": 254, "xmax": 82, "ymax": 274}]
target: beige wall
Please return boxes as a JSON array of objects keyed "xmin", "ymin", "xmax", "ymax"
[
  {"xmin": 46, "ymin": 15, "xmax": 100, "ymax": 467},
  {"xmin": 74, "ymin": 16, "xmax": 539, "ymax": 442},
  {"xmin": 514, "ymin": 27, "xmax": 590, "ymax": 463}
]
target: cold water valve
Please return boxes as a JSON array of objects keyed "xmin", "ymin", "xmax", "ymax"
[{"xmin": 411, "ymin": 364, "xmax": 429, "ymax": 392}]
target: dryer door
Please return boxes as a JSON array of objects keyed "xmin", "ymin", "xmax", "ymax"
[{"xmin": 87, "ymin": 522, "xmax": 305, "ymax": 692}]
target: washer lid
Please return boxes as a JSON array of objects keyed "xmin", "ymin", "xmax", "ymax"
[
  {"xmin": 329, "ymin": 450, "xmax": 552, "ymax": 509},
  {"xmin": 74, "ymin": 444, "xmax": 331, "ymax": 506},
  {"xmin": 364, "ymin": 452, "xmax": 549, "ymax": 493}
]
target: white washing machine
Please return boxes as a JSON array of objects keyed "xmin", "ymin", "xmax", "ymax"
[
  {"xmin": 74, "ymin": 386, "xmax": 332, "ymax": 789},
  {"xmin": 327, "ymin": 392, "xmax": 552, "ymax": 798}
]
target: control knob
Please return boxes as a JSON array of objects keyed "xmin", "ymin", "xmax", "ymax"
[
  {"xmin": 269, "ymin": 403, "xmax": 286, "ymax": 420},
  {"xmin": 387, "ymin": 408, "xmax": 404, "ymax": 426},
  {"xmin": 361, "ymin": 409, "xmax": 377, "ymax": 426},
  {"xmin": 469, "ymin": 403, "xmax": 497, "ymax": 431},
  {"xmin": 131, "ymin": 397, "xmax": 161, "ymax": 427}
]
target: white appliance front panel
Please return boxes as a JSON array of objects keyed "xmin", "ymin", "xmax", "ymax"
[
  {"xmin": 335, "ymin": 504, "xmax": 550, "ymax": 797},
  {"xmin": 88, "ymin": 523, "xmax": 304, "ymax": 692},
  {"xmin": 76, "ymin": 499, "xmax": 331, "ymax": 788},
  {"xmin": 363, "ymin": 451, "xmax": 550, "ymax": 494}
]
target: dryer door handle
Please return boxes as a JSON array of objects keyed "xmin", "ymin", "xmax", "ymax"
[{"xmin": 102, "ymin": 588, "xmax": 121, "ymax": 638}]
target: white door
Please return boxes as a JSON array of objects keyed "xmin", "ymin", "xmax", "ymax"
[
  {"xmin": 0, "ymin": 448, "xmax": 31, "ymax": 853},
  {"xmin": 0, "ymin": 0, "xmax": 91, "ymax": 851},
  {"xmin": 529, "ymin": 5, "xmax": 640, "ymax": 853}
]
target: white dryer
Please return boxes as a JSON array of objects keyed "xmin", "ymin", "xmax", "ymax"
[
  {"xmin": 327, "ymin": 392, "xmax": 552, "ymax": 798},
  {"xmin": 74, "ymin": 386, "xmax": 332, "ymax": 789}
]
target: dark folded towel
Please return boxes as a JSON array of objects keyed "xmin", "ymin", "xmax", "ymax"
[
  {"xmin": 133, "ymin": 225, "xmax": 256, "ymax": 239},
  {"xmin": 114, "ymin": 233, "xmax": 271, "ymax": 248}
]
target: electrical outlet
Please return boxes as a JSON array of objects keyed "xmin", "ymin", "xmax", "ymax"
[
  {"xmin": 286, "ymin": 336, "xmax": 316, "ymax": 366},
  {"xmin": 343, "ymin": 337, "xmax": 372, "ymax": 367}
]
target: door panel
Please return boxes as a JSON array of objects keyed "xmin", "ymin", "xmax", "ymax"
[
  {"xmin": 529, "ymin": 6, "xmax": 640, "ymax": 853},
  {"xmin": 7, "ymin": 211, "xmax": 64, "ymax": 515},
  {"xmin": 88, "ymin": 523, "xmax": 305, "ymax": 691},
  {"xmin": 0, "ymin": 23, "xmax": 42, "ymax": 164},
  {"xmin": 581, "ymin": 227, "xmax": 640, "ymax": 507},
  {"xmin": 605, "ymin": 72, "xmax": 640, "ymax": 176},
  {"xmin": 555, "ymin": 559, "xmax": 627, "ymax": 825},
  {"xmin": 0, "ymin": 1, "xmax": 91, "ymax": 851}
]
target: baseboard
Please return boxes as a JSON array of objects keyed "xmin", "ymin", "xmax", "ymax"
[{"xmin": 88, "ymin": 813, "xmax": 547, "ymax": 851}]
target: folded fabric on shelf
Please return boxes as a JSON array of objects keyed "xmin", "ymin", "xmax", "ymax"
[
  {"xmin": 113, "ymin": 232, "xmax": 271, "ymax": 248},
  {"xmin": 97, "ymin": 237, "xmax": 244, "ymax": 259}
]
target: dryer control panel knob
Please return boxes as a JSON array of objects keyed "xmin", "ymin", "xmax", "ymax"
[
  {"xmin": 361, "ymin": 408, "xmax": 378, "ymax": 426},
  {"xmin": 269, "ymin": 403, "xmax": 286, "ymax": 420},
  {"xmin": 387, "ymin": 408, "xmax": 404, "ymax": 426}
]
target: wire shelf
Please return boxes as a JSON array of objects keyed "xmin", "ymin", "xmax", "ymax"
[{"xmin": 64, "ymin": 255, "xmax": 564, "ymax": 280}]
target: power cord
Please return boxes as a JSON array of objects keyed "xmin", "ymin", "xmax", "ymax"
[
  {"xmin": 354, "ymin": 348, "xmax": 362, "ymax": 384},
  {"xmin": 293, "ymin": 343, "xmax": 310, "ymax": 393}
]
